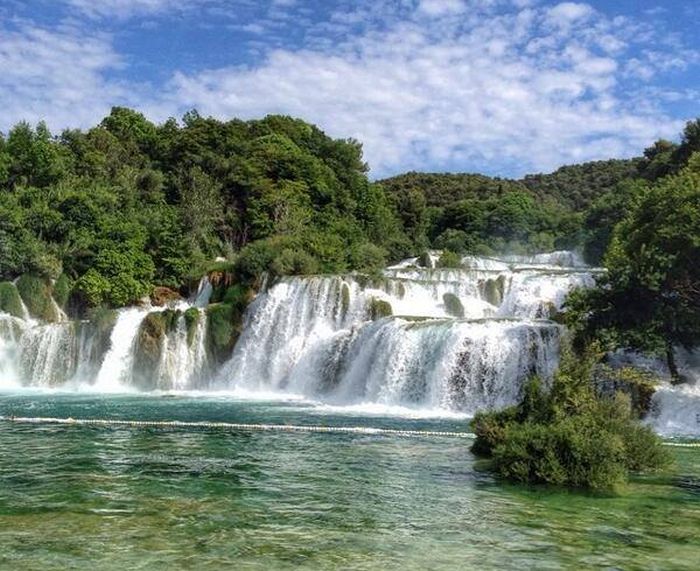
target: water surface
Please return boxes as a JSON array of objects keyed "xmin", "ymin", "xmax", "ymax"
[{"xmin": 1, "ymin": 393, "xmax": 699, "ymax": 570}]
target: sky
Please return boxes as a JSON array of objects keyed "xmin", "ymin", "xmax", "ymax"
[{"xmin": 0, "ymin": 0, "xmax": 698, "ymax": 178}]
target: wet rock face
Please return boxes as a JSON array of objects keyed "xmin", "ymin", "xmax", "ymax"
[
  {"xmin": 367, "ymin": 298, "xmax": 393, "ymax": 320},
  {"xmin": 442, "ymin": 292, "xmax": 465, "ymax": 318},
  {"xmin": 151, "ymin": 286, "xmax": 182, "ymax": 307}
]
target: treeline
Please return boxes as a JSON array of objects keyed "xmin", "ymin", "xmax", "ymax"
[
  {"xmin": 380, "ymin": 122, "xmax": 700, "ymax": 263},
  {"xmin": 0, "ymin": 109, "xmax": 407, "ymax": 313},
  {"xmin": 1, "ymin": 107, "xmax": 699, "ymax": 319}
]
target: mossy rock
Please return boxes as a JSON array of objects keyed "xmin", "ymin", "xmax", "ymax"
[
  {"xmin": 481, "ymin": 275, "xmax": 506, "ymax": 306},
  {"xmin": 442, "ymin": 293, "xmax": 465, "ymax": 318},
  {"xmin": 16, "ymin": 274, "xmax": 58, "ymax": 322},
  {"xmin": 536, "ymin": 301, "xmax": 558, "ymax": 320},
  {"xmin": 161, "ymin": 309, "xmax": 182, "ymax": 332},
  {"xmin": 417, "ymin": 251, "xmax": 433, "ymax": 269},
  {"xmin": 151, "ymin": 286, "xmax": 182, "ymax": 307},
  {"xmin": 184, "ymin": 307, "xmax": 201, "ymax": 345},
  {"xmin": 133, "ymin": 312, "xmax": 171, "ymax": 388},
  {"xmin": 340, "ymin": 282, "xmax": 351, "ymax": 318},
  {"xmin": 395, "ymin": 281, "xmax": 406, "ymax": 299},
  {"xmin": 52, "ymin": 274, "xmax": 73, "ymax": 310},
  {"xmin": 0, "ymin": 282, "xmax": 25, "ymax": 319},
  {"xmin": 367, "ymin": 298, "xmax": 392, "ymax": 320},
  {"xmin": 88, "ymin": 306, "xmax": 118, "ymax": 335},
  {"xmin": 206, "ymin": 303, "xmax": 242, "ymax": 363}
]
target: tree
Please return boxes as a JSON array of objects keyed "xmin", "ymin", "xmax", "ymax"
[{"xmin": 568, "ymin": 155, "xmax": 700, "ymax": 379}]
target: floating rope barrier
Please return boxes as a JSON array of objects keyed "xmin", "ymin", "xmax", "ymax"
[
  {"xmin": 0, "ymin": 415, "xmax": 475, "ymax": 439},
  {"xmin": 2, "ymin": 415, "xmax": 700, "ymax": 447}
]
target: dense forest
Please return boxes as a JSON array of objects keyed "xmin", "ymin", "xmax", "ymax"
[{"xmin": 0, "ymin": 107, "xmax": 698, "ymax": 340}]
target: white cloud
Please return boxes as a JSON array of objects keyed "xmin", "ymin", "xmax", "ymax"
[
  {"xmin": 64, "ymin": 0, "xmax": 194, "ymax": 19},
  {"xmin": 1, "ymin": 1, "xmax": 697, "ymax": 178},
  {"xmin": 161, "ymin": 1, "xmax": 689, "ymax": 176},
  {"xmin": 545, "ymin": 2, "xmax": 594, "ymax": 26},
  {"xmin": 418, "ymin": 0, "xmax": 467, "ymax": 17},
  {"xmin": 0, "ymin": 23, "xmax": 133, "ymax": 132}
]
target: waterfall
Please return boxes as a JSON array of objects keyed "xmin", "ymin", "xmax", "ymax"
[
  {"xmin": 216, "ymin": 253, "xmax": 591, "ymax": 412},
  {"xmin": 0, "ymin": 314, "xmax": 22, "ymax": 388},
  {"xmin": 93, "ymin": 307, "xmax": 151, "ymax": 391},
  {"xmin": 150, "ymin": 308, "xmax": 210, "ymax": 390}
]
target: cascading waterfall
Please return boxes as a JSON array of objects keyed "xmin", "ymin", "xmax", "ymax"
[
  {"xmin": 94, "ymin": 307, "xmax": 152, "ymax": 391},
  {"xmin": 0, "ymin": 278, "xmax": 213, "ymax": 391},
  {"xmin": 215, "ymin": 253, "xmax": 592, "ymax": 412},
  {"xmin": 3, "ymin": 252, "xmax": 697, "ymax": 435}
]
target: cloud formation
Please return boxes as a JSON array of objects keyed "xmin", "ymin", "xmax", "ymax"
[
  {"xmin": 0, "ymin": 23, "xmax": 127, "ymax": 128},
  {"xmin": 1, "ymin": 1, "xmax": 698, "ymax": 177},
  {"xmin": 165, "ymin": 1, "xmax": 695, "ymax": 175}
]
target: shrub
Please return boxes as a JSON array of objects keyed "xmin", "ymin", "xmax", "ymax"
[
  {"xmin": 269, "ymin": 248, "xmax": 319, "ymax": 277},
  {"xmin": 436, "ymin": 250, "xmax": 462, "ymax": 268},
  {"xmin": 433, "ymin": 229, "xmax": 470, "ymax": 254},
  {"xmin": 471, "ymin": 349, "xmax": 670, "ymax": 491},
  {"xmin": 234, "ymin": 240, "xmax": 277, "ymax": 283},
  {"xmin": 349, "ymin": 242, "xmax": 387, "ymax": 274},
  {"xmin": 52, "ymin": 273, "xmax": 72, "ymax": 309}
]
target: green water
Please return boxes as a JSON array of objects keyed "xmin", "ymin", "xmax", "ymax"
[{"xmin": 1, "ymin": 393, "xmax": 699, "ymax": 570}]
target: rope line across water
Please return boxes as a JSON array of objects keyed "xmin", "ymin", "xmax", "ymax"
[
  {"xmin": 2, "ymin": 416, "xmax": 700, "ymax": 447},
  {"xmin": 0, "ymin": 415, "xmax": 475, "ymax": 439}
]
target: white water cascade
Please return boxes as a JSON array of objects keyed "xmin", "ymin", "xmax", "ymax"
[
  {"xmin": 216, "ymin": 252, "xmax": 592, "ymax": 412},
  {"xmin": 0, "ymin": 278, "xmax": 212, "ymax": 391},
  {"xmin": 2, "ymin": 252, "xmax": 700, "ymax": 435},
  {"xmin": 94, "ymin": 306, "xmax": 152, "ymax": 391}
]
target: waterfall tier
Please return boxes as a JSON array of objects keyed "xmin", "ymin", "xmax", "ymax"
[{"xmin": 0, "ymin": 257, "xmax": 592, "ymax": 407}]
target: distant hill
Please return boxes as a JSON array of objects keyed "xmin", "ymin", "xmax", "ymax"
[{"xmin": 380, "ymin": 158, "xmax": 641, "ymax": 212}]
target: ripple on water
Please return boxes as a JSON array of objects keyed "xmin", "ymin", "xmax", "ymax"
[{"xmin": 0, "ymin": 394, "xmax": 699, "ymax": 570}]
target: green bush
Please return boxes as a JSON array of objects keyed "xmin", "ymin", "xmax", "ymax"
[
  {"xmin": 269, "ymin": 248, "xmax": 319, "ymax": 277},
  {"xmin": 349, "ymin": 242, "xmax": 387, "ymax": 274},
  {"xmin": 52, "ymin": 273, "xmax": 72, "ymax": 309},
  {"xmin": 433, "ymin": 229, "xmax": 470, "ymax": 254},
  {"xmin": 436, "ymin": 250, "xmax": 462, "ymax": 268},
  {"xmin": 492, "ymin": 417, "xmax": 627, "ymax": 489},
  {"xmin": 234, "ymin": 240, "xmax": 277, "ymax": 283},
  {"xmin": 0, "ymin": 281, "xmax": 24, "ymax": 318},
  {"xmin": 471, "ymin": 349, "xmax": 670, "ymax": 491}
]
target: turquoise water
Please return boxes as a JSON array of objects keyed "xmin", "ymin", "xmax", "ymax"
[{"xmin": 1, "ymin": 392, "xmax": 699, "ymax": 570}]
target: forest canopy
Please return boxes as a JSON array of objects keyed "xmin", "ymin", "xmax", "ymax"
[{"xmin": 1, "ymin": 107, "xmax": 698, "ymax": 319}]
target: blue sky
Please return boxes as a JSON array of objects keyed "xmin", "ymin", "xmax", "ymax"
[{"xmin": 1, "ymin": 0, "xmax": 698, "ymax": 178}]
